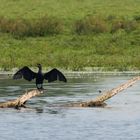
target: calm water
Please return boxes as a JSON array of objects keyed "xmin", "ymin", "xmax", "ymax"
[{"xmin": 0, "ymin": 74, "xmax": 140, "ymax": 140}]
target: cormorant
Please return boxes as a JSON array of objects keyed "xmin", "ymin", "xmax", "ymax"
[{"xmin": 13, "ymin": 64, "xmax": 67, "ymax": 89}]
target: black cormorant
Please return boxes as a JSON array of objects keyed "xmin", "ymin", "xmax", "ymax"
[{"xmin": 13, "ymin": 64, "xmax": 67, "ymax": 89}]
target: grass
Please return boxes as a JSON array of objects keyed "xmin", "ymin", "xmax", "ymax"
[
  {"xmin": 0, "ymin": 0, "xmax": 139, "ymax": 20},
  {"xmin": 0, "ymin": 0, "xmax": 139, "ymax": 71}
]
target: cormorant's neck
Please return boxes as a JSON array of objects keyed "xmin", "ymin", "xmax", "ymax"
[{"xmin": 38, "ymin": 66, "xmax": 42, "ymax": 73}]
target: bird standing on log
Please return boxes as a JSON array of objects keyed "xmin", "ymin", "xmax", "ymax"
[{"xmin": 13, "ymin": 64, "xmax": 67, "ymax": 89}]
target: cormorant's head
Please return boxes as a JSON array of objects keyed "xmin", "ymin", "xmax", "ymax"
[{"xmin": 37, "ymin": 63, "xmax": 41, "ymax": 68}]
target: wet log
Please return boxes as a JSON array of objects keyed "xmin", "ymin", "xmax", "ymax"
[
  {"xmin": 0, "ymin": 89, "xmax": 43, "ymax": 108},
  {"xmin": 78, "ymin": 76, "xmax": 140, "ymax": 107}
]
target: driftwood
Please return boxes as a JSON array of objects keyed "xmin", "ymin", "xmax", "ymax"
[
  {"xmin": 67, "ymin": 76, "xmax": 140, "ymax": 107},
  {"xmin": 79, "ymin": 76, "xmax": 140, "ymax": 107},
  {"xmin": 0, "ymin": 76, "xmax": 140, "ymax": 108},
  {"xmin": 0, "ymin": 89, "xmax": 43, "ymax": 108}
]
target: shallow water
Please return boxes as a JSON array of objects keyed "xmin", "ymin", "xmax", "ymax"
[{"xmin": 0, "ymin": 74, "xmax": 140, "ymax": 140}]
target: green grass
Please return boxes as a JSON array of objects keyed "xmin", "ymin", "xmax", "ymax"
[
  {"xmin": 0, "ymin": 0, "xmax": 140, "ymax": 71},
  {"xmin": 0, "ymin": 0, "xmax": 139, "ymax": 19}
]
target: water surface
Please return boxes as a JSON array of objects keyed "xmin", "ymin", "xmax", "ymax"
[{"xmin": 0, "ymin": 74, "xmax": 140, "ymax": 140}]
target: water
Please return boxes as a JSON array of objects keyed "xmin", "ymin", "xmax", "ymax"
[{"xmin": 0, "ymin": 74, "xmax": 140, "ymax": 140}]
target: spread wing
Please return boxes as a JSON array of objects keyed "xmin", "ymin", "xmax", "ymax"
[
  {"xmin": 44, "ymin": 68, "xmax": 67, "ymax": 83},
  {"xmin": 13, "ymin": 66, "xmax": 37, "ymax": 81}
]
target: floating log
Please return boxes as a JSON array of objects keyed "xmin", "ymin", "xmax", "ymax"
[
  {"xmin": 0, "ymin": 76, "xmax": 140, "ymax": 108},
  {"xmin": 0, "ymin": 89, "xmax": 43, "ymax": 108},
  {"xmin": 79, "ymin": 76, "xmax": 140, "ymax": 107}
]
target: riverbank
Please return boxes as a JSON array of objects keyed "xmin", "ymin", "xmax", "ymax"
[
  {"xmin": 0, "ymin": 69, "xmax": 140, "ymax": 79},
  {"xmin": 0, "ymin": 0, "xmax": 139, "ymax": 70},
  {"xmin": 0, "ymin": 33, "xmax": 140, "ymax": 71}
]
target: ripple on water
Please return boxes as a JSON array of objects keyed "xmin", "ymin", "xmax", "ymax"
[{"xmin": 0, "ymin": 75, "xmax": 140, "ymax": 140}]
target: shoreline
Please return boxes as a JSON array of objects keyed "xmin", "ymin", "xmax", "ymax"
[{"xmin": 0, "ymin": 70, "xmax": 140, "ymax": 79}]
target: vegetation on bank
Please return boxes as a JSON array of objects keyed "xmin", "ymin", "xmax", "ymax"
[
  {"xmin": 0, "ymin": 15, "xmax": 139, "ymax": 38},
  {"xmin": 0, "ymin": 16, "xmax": 63, "ymax": 38},
  {"xmin": 0, "ymin": 0, "xmax": 139, "ymax": 71}
]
